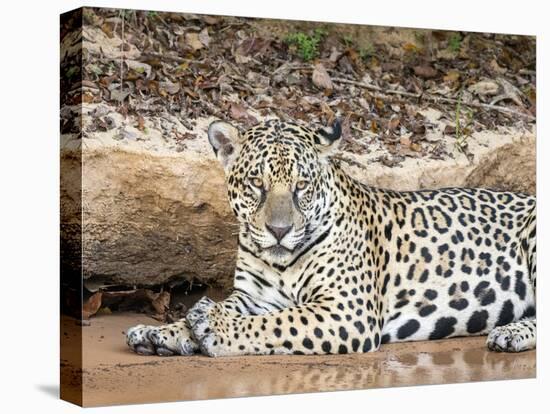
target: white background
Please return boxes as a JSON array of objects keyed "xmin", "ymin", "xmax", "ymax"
[{"xmin": 0, "ymin": 0, "xmax": 546, "ymax": 412}]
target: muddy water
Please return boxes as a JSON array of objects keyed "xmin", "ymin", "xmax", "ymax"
[{"xmin": 60, "ymin": 313, "xmax": 535, "ymax": 407}]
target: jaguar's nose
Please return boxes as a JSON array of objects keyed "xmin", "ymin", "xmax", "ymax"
[{"xmin": 266, "ymin": 224, "xmax": 293, "ymax": 242}]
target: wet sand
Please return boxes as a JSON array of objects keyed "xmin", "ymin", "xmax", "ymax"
[{"xmin": 61, "ymin": 313, "xmax": 535, "ymax": 407}]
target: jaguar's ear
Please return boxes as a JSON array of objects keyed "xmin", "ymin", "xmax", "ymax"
[
  {"xmin": 208, "ymin": 121, "xmax": 242, "ymax": 171},
  {"xmin": 314, "ymin": 118, "xmax": 342, "ymax": 157}
]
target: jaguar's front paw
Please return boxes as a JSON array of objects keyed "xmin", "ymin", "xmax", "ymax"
[
  {"xmin": 126, "ymin": 324, "xmax": 157, "ymax": 355},
  {"xmin": 186, "ymin": 297, "xmax": 224, "ymax": 357},
  {"xmin": 126, "ymin": 321, "xmax": 198, "ymax": 356}
]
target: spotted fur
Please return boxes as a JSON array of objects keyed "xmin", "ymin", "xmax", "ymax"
[{"xmin": 126, "ymin": 119, "xmax": 536, "ymax": 356}]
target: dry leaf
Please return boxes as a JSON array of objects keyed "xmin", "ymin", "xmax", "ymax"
[
  {"xmin": 110, "ymin": 88, "xmax": 129, "ymax": 102},
  {"xmin": 198, "ymin": 28, "xmax": 211, "ymax": 48},
  {"xmin": 229, "ymin": 103, "xmax": 257, "ymax": 124},
  {"xmin": 159, "ymin": 80, "xmax": 180, "ymax": 95},
  {"xmin": 136, "ymin": 115, "xmax": 146, "ymax": 131},
  {"xmin": 374, "ymin": 98, "xmax": 385, "ymax": 111},
  {"xmin": 419, "ymin": 107, "xmax": 442, "ymax": 123},
  {"xmin": 99, "ymin": 289, "xmax": 172, "ymax": 321},
  {"xmin": 202, "ymin": 15, "xmax": 221, "ymax": 25},
  {"xmin": 468, "ymin": 80, "xmax": 499, "ymax": 97},
  {"xmin": 400, "ymin": 136, "xmax": 411, "ymax": 147},
  {"xmin": 235, "ymin": 52, "xmax": 252, "ymax": 64},
  {"xmin": 230, "ymin": 103, "xmax": 249, "ymax": 119},
  {"xmin": 489, "ymin": 58, "xmax": 507, "ymax": 74},
  {"xmin": 125, "ymin": 60, "xmax": 152, "ymax": 78},
  {"xmin": 492, "ymin": 77, "xmax": 525, "ymax": 107},
  {"xmin": 312, "ymin": 63, "xmax": 334, "ymax": 91},
  {"xmin": 82, "ymin": 91, "xmax": 95, "ymax": 103},
  {"xmin": 443, "ymin": 70, "xmax": 460, "ymax": 83},
  {"xmin": 151, "ymin": 291, "xmax": 171, "ymax": 315},
  {"xmin": 83, "ymin": 292, "xmax": 103, "ymax": 320},
  {"xmin": 413, "ymin": 65, "xmax": 438, "ymax": 79},
  {"xmin": 370, "ymin": 119, "xmax": 379, "ymax": 133},
  {"xmin": 319, "ymin": 102, "xmax": 335, "ymax": 119},
  {"xmin": 329, "ymin": 47, "xmax": 343, "ymax": 63},
  {"xmin": 443, "ymin": 124, "xmax": 456, "ymax": 135},
  {"xmin": 403, "ymin": 43, "xmax": 420, "ymax": 53},
  {"xmin": 101, "ymin": 22, "xmax": 113, "ymax": 38},
  {"xmin": 185, "ymin": 32, "xmax": 204, "ymax": 51},
  {"xmin": 388, "ymin": 116, "xmax": 400, "ymax": 131},
  {"xmin": 410, "ymin": 142, "xmax": 422, "ymax": 152}
]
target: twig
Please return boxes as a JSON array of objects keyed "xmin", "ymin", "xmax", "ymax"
[
  {"xmin": 271, "ymin": 61, "xmax": 313, "ymax": 75},
  {"xmin": 140, "ymin": 53, "xmax": 202, "ymax": 65},
  {"xmin": 433, "ymin": 96, "xmax": 535, "ymax": 121},
  {"xmin": 332, "ymin": 154, "xmax": 369, "ymax": 170},
  {"xmin": 519, "ymin": 69, "xmax": 536, "ymax": 76},
  {"xmin": 218, "ymin": 22, "xmax": 250, "ymax": 33},
  {"xmin": 331, "ymin": 77, "xmax": 536, "ymax": 121},
  {"xmin": 332, "ymin": 76, "xmax": 421, "ymax": 99}
]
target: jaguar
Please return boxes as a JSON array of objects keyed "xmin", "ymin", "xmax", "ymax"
[{"xmin": 126, "ymin": 118, "xmax": 536, "ymax": 357}]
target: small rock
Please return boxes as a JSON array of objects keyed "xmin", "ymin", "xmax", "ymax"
[
  {"xmin": 90, "ymin": 105, "xmax": 111, "ymax": 118},
  {"xmin": 117, "ymin": 127, "xmax": 139, "ymax": 141}
]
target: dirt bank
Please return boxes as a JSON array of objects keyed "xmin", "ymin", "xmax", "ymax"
[
  {"xmin": 60, "ymin": 313, "xmax": 535, "ymax": 406},
  {"xmin": 64, "ymin": 111, "xmax": 535, "ymax": 290}
]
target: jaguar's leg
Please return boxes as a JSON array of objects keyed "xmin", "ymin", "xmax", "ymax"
[
  {"xmin": 125, "ymin": 290, "xmax": 272, "ymax": 356},
  {"xmin": 486, "ymin": 318, "xmax": 536, "ymax": 352},
  {"xmin": 487, "ymin": 210, "xmax": 537, "ymax": 353},
  {"xmin": 186, "ymin": 296, "xmax": 380, "ymax": 357},
  {"xmin": 522, "ymin": 210, "xmax": 537, "ymax": 292},
  {"xmin": 126, "ymin": 318, "xmax": 198, "ymax": 356}
]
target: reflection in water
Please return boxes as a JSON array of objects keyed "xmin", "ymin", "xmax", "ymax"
[
  {"xmin": 75, "ymin": 339, "xmax": 535, "ymax": 405},
  {"xmin": 184, "ymin": 347, "xmax": 534, "ymax": 400}
]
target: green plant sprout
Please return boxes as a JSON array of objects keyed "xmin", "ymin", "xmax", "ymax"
[
  {"xmin": 285, "ymin": 28, "xmax": 327, "ymax": 61},
  {"xmin": 448, "ymin": 33, "xmax": 462, "ymax": 52}
]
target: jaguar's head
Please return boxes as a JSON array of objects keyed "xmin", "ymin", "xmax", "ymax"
[{"xmin": 208, "ymin": 119, "xmax": 341, "ymax": 262}]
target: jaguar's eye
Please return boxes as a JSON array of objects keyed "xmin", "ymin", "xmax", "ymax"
[
  {"xmin": 296, "ymin": 180, "xmax": 309, "ymax": 191},
  {"xmin": 250, "ymin": 177, "xmax": 264, "ymax": 189}
]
